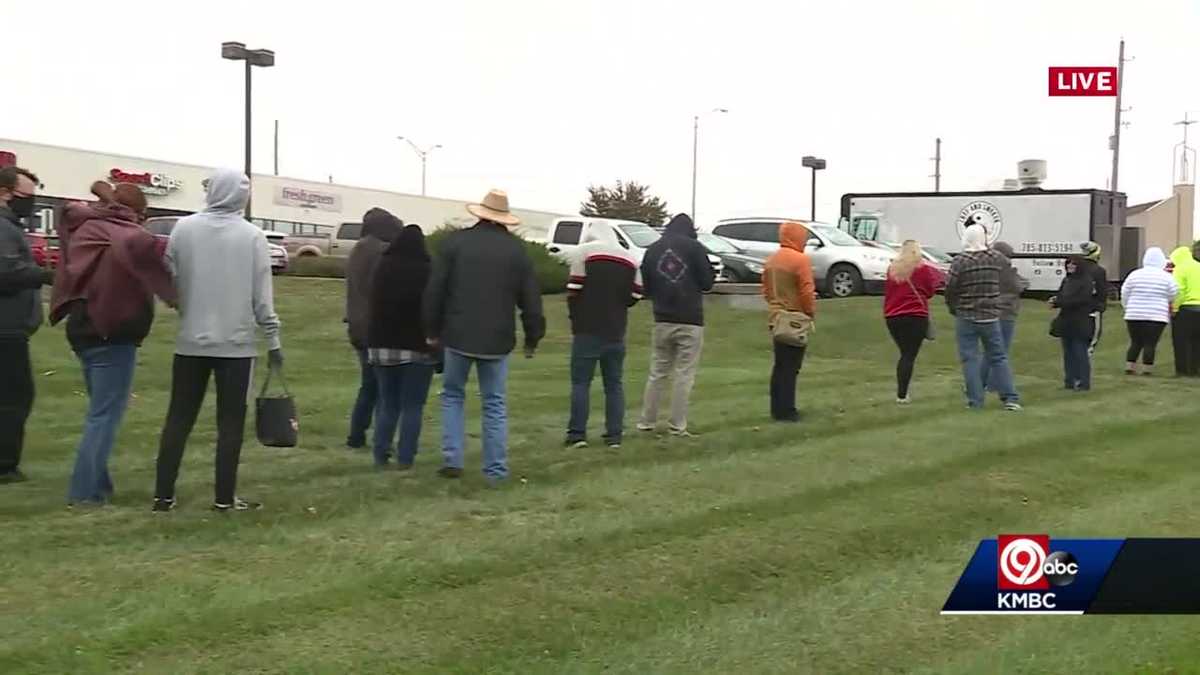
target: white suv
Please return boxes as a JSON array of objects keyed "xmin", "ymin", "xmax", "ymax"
[
  {"xmin": 707, "ymin": 218, "xmax": 894, "ymax": 297},
  {"xmin": 545, "ymin": 217, "xmax": 724, "ymax": 280}
]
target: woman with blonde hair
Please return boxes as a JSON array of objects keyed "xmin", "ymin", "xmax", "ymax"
[{"xmin": 882, "ymin": 240, "xmax": 944, "ymax": 403}]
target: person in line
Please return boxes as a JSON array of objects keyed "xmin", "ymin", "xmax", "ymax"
[
  {"xmin": 1051, "ymin": 256, "xmax": 1097, "ymax": 391},
  {"xmin": 367, "ymin": 224, "xmax": 437, "ymax": 470},
  {"xmin": 50, "ymin": 182, "xmax": 176, "ymax": 506},
  {"xmin": 980, "ymin": 241, "xmax": 1028, "ymax": 391},
  {"xmin": 1078, "ymin": 241, "xmax": 1108, "ymax": 357},
  {"xmin": 762, "ymin": 222, "xmax": 817, "ymax": 421},
  {"xmin": 637, "ymin": 213, "xmax": 715, "ymax": 436},
  {"xmin": 564, "ymin": 226, "xmax": 643, "ymax": 448},
  {"xmin": 882, "ymin": 240, "xmax": 943, "ymax": 404},
  {"xmin": 344, "ymin": 208, "xmax": 401, "ymax": 450},
  {"xmin": 1120, "ymin": 247, "xmax": 1177, "ymax": 376},
  {"xmin": 1169, "ymin": 246, "xmax": 1200, "ymax": 377},
  {"xmin": 0, "ymin": 166, "xmax": 54, "ymax": 484},
  {"xmin": 944, "ymin": 224, "xmax": 1022, "ymax": 411},
  {"xmin": 153, "ymin": 169, "xmax": 283, "ymax": 512},
  {"xmin": 423, "ymin": 189, "xmax": 544, "ymax": 482}
]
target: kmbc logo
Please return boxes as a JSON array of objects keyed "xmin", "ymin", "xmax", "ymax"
[
  {"xmin": 1048, "ymin": 67, "xmax": 1118, "ymax": 97},
  {"xmin": 998, "ymin": 535, "xmax": 1079, "ymax": 590}
]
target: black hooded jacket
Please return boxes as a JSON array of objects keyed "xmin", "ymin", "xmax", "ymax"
[
  {"xmin": 345, "ymin": 208, "xmax": 401, "ymax": 349},
  {"xmin": 640, "ymin": 214, "xmax": 715, "ymax": 326},
  {"xmin": 1077, "ymin": 258, "xmax": 1108, "ymax": 313},
  {"xmin": 1054, "ymin": 257, "xmax": 1097, "ymax": 339},
  {"xmin": 367, "ymin": 225, "xmax": 433, "ymax": 351}
]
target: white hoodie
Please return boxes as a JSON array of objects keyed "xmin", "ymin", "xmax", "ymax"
[
  {"xmin": 166, "ymin": 169, "xmax": 281, "ymax": 357},
  {"xmin": 1121, "ymin": 247, "xmax": 1178, "ymax": 324}
]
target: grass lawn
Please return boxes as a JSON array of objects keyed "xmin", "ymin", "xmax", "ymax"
[{"xmin": 3, "ymin": 277, "xmax": 1198, "ymax": 674}]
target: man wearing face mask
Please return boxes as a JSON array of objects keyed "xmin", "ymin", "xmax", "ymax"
[{"xmin": 0, "ymin": 166, "xmax": 55, "ymax": 483}]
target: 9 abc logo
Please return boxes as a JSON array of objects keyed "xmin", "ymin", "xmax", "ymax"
[{"xmin": 997, "ymin": 535, "xmax": 1078, "ymax": 590}]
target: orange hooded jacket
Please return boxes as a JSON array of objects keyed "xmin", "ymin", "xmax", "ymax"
[{"xmin": 761, "ymin": 221, "xmax": 817, "ymax": 319}]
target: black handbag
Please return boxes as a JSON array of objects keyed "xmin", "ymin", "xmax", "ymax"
[
  {"xmin": 256, "ymin": 363, "xmax": 298, "ymax": 448},
  {"xmin": 1049, "ymin": 315, "xmax": 1064, "ymax": 338}
]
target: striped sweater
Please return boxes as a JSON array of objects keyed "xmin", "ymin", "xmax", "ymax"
[
  {"xmin": 1121, "ymin": 268, "xmax": 1178, "ymax": 323},
  {"xmin": 566, "ymin": 241, "xmax": 644, "ymax": 341}
]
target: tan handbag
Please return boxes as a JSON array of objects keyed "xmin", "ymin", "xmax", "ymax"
[{"xmin": 770, "ymin": 309, "xmax": 814, "ymax": 347}]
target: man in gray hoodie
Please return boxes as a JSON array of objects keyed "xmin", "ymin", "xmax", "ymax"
[{"xmin": 153, "ymin": 169, "xmax": 282, "ymax": 513}]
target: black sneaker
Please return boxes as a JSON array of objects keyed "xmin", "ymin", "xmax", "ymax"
[
  {"xmin": 212, "ymin": 497, "xmax": 262, "ymax": 512},
  {"xmin": 152, "ymin": 497, "xmax": 176, "ymax": 512},
  {"xmin": 437, "ymin": 466, "xmax": 463, "ymax": 479}
]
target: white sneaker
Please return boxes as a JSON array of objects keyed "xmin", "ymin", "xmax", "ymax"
[
  {"xmin": 1004, "ymin": 401, "xmax": 1023, "ymax": 412},
  {"xmin": 896, "ymin": 396, "xmax": 912, "ymax": 405},
  {"xmin": 636, "ymin": 423, "xmax": 655, "ymax": 433}
]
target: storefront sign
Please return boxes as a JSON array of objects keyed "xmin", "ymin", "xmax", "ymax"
[
  {"xmin": 273, "ymin": 185, "xmax": 342, "ymax": 212},
  {"xmin": 109, "ymin": 168, "xmax": 183, "ymax": 196}
]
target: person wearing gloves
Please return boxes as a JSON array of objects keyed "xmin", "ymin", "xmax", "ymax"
[
  {"xmin": 1169, "ymin": 246, "xmax": 1200, "ymax": 376},
  {"xmin": 51, "ymin": 182, "xmax": 176, "ymax": 506},
  {"xmin": 1120, "ymin": 247, "xmax": 1178, "ymax": 376},
  {"xmin": 1050, "ymin": 256, "xmax": 1098, "ymax": 391},
  {"xmin": 763, "ymin": 221, "xmax": 817, "ymax": 421},
  {"xmin": 153, "ymin": 169, "xmax": 282, "ymax": 513},
  {"xmin": 980, "ymin": 241, "xmax": 1029, "ymax": 391},
  {"xmin": 944, "ymin": 223, "xmax": 1021, "ymax": 411}
]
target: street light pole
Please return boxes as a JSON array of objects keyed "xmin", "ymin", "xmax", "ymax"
[
  {"xmin": 222, "ymin": 42, "xmax": 274, "ymax": 219},
  {"xmin": 397, "ymin": 137, "xmax": 443, "ymax": 196},
  {"xmin": 801, "ymin": 156, "xmax": 827, "ymax": 222},
  {"xmin": 690, "ymin": 108, "xmax": 727, "ymax": 222}
]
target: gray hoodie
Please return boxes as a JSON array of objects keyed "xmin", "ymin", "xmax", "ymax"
[{"xmin": 166, "ymin": 169, "xmax": 281, "ymax": 358}]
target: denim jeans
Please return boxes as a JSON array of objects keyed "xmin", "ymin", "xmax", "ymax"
[
  {"xmin": 441, "ymin": 350, "xmax": 509, "ymax": 479},
  {"xmin": 347, "ymin": 349, "xmax": 377, "ymax": 447},
  {"xmin": 373, "ymin": 363, "xmax": 435, "ymax": 466},
  {"xmin": 980, "ymin": 318, "xmax": 1016, "ymax": 391},
  {"xmin": 1061, "ymin": 335, "xmax": 1092, "ymax": 391},
  {"xmin": 566, "ymin": 335, "xmax": 626, "ymax": 444},
  {"xmin": 68, "ymin": 344, "xmax": 137, "ymax": 504},
  {"xmin": 955, "ymin": 317, "xmax": 1019, "ymax": 408}
]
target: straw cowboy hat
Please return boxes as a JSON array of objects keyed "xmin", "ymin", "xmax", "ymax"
[{"xmin": 466, "ymin": 189, "xmax": 521, "ymax": 227}]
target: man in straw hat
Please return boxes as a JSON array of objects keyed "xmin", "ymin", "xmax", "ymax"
[{"xmin": 423, "ymin": 189, "xmax": 545, "ymax": 483}]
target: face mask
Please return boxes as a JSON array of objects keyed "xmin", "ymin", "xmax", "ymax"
[{"xmin": 8, "ymin": 195, "xmax": 35, "ymax": 219}]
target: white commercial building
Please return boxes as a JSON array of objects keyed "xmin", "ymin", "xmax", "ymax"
[{"xmin": 0, "ymin": 139, "xmax": 568, "ymax": 239}]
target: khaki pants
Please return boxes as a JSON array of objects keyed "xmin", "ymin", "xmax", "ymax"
[{"xmin": 639, "ymin": 323, "xmax": 704, "ymax": 432}]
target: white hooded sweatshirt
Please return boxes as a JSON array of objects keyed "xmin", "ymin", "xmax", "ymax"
[
  {"xmin": 1121, "ymin": 247, "xmax": 1178, "ymax": 324},
  {"xmin": 166, "ymin": 169, "xmax": 281, "ymax": 357}
]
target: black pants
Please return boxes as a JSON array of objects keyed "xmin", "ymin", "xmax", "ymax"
[
  {"xmin": 0, "ymin": 338, "xmax": 33, "ymax": 474},
  {"xmin": 1172, "ymin": 309, "xmax": 1200, "ymax": 376},
  {"xmin": 1125, "ymin": 320, "xmax": 1166, "ymax": 366},
  {"xmin": 155, "ymin": 355, "xmax": 254, "ymax": 504},
  {"xmin": 769, "ymin": 340, "xmax": 806, "ymax": 420},
  {"xmin": 886, "ymin": 315, "xmax": 928, "ymax": 399}
]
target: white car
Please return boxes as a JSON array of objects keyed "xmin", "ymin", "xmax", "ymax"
[
  {"xmin": 545, "ymin": 217, "xmax": 724, "ymax": 280},
  {"xmin": 146, "ymin": 216, "xmax": 290, "ymax": 275},
  {"xmin": 706, "ymin": 217, "xmax": 895, "ymax": 297}
]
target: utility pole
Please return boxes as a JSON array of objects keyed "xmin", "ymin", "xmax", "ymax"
[
  {"xmin": 273, "ymin": 119, "xmax": 279, "ymax": 176},
  {"xmin": 1174, "ymin": 112, "xmax": 1197, "ymax": 184},
  {"xmin": 1173, "ymin": 112, "xmax": 1198, "ymax": 246},
  {"xmin": 691, "ymin": 115, "xmax": 699, "ymax": 219},
  {"xmin": 931, "ymin": 137, "xmax": 942, "ymax": 192},
  {"xmin": 1108, "ymin": 39, "xmax": 1129, "ymax": 275}
]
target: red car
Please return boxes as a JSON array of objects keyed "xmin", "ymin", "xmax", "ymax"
[{"xmin": 25, "ymin": 232, "xmax": 60, "ymax": 268}]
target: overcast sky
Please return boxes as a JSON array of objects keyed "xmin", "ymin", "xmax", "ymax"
[{"xmin": 6, "ymin": 0, "xmax": 1197, "ymax": 229}]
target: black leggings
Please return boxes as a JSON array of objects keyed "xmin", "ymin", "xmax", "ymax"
[
  {"xmin": 1172, "ymin": 309, "xmax": 1200, "ymax": 376},
  {"xmin": 886, "ymin": 315, "xmax": 928, "ymax": 399},
  {"xmin": 1125, "ymin": 320, "xmax": 1166, "ymax": 366}
]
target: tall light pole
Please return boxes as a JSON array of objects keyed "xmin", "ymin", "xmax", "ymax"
[
  {"xmin": 222, "ymin": 42, "xmax": 274, "ymax": 218},
  {"xmin": 1108, "ymin": 38, "xmax": 1130, "ymax": 274},
  {"xmin": 801, "ymin": 156, "xmax": 827, "ymax": 222},
  {"xmin": 397, "ymin": 137, "xmax": 442, "ymax": 196},
  {"xmin": 691, "ymin": 107, "xmax": 728, "ymax": 221}
]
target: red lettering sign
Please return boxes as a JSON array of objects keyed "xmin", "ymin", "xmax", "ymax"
[{"xmin": 1048, "ymin": 67, "xmax": 1118, "ymax": 97}]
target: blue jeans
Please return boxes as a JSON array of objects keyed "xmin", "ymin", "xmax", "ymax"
[
  {"xmin": 372, "ymin": 363, "xmax": 435, "ymax": 466},
  {"xmin": 1062, "ymin": 334, "xmax": 1092, "ymax": 390},
  {"xmin": 347, "ymin": 348, "xmax": 377, "ymax": 447},
  {"xmin": 955, "ymin": 317, "xmax": 1019, "ymax": 408},
  {"xmin": 566, "ymin": 335, "xmax": 626, "ymax": 444},
  {"xmin": 68, "ymin": 344, "xmax": 137, "ymax": 504},
  {"xmin": 980, "ymin": 318, "xmax": 1017, "ymax": 391},
  {"xmin": 441, "ymin": 350, "xmax": 509, "ymax": 479}
]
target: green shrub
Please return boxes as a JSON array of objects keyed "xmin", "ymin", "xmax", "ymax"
[
  {"xmin": 286, "ymin": 255, "xmax": 347, "ymax": 279},
  {"xmin": 426, "ymin": 225, "xmax": 568, "ymax": 295}
]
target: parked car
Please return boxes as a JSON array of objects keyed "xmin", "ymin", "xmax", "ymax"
[
  {"xmin": 696, "ymin": 232, "xmax": 766, "ymax": 283},
  {"xmin": 263, "ymin": 231, "xmax": 291, "ymax": 274},
  {"xmin": 25, "ymin": 232, "xmax": 60, "ymax": 268},
  {"xmin": 706, "ymin": 217, "xmax": 895, "ymax": 297},
  {"xmin": 545, "ymin": 216, "xmax": 724, "ymax": 280},
  {"xmin": 145, "ymin": 216, "xmax": 290, "ymax": 274},
  {"xmin": 866, "ymin": 241, "xmax": 953, "ymax": 274}
]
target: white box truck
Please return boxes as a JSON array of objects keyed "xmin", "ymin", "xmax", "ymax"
[{"xmin": 838, "ymin": 189, "xmax": 1128, "ymax": 292}]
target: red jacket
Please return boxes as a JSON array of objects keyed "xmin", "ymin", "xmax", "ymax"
[{"xmin": 883, "ymin": 263, "xmax": 944, "ymax": 318}]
